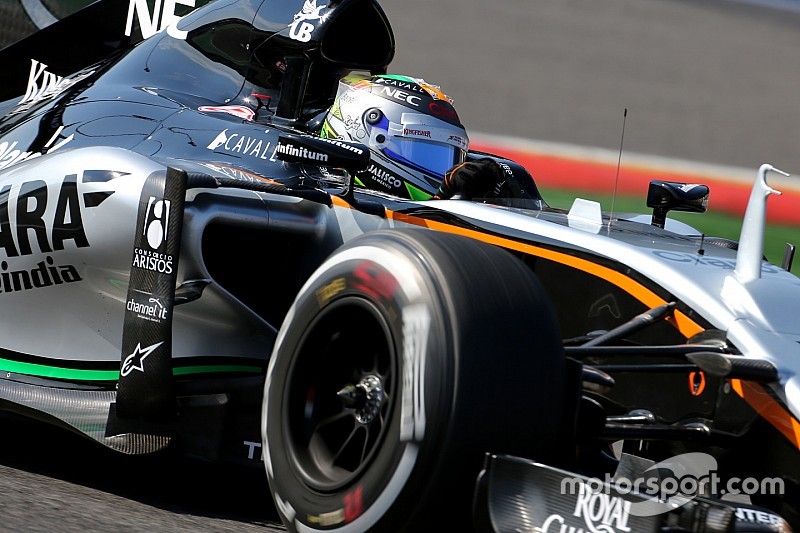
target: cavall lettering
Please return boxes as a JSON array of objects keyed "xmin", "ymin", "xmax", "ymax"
[
  {"xmin": 0, "ymin": 256, "xmax": 81, "ymax": 293},
  {"xmin": 374, "ymin": 78, "xmax": 425, "ymax": 93},
  {"xmin": 0, "ymin": 175, "xmax": 89, "ymax": 258},
  {"xmin": 207, "ymin": 130, "xmax": 272, "ymax": 159}
]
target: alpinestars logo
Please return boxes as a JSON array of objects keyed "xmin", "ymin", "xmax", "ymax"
[
  {"xmin": 121, "ymin": 341, "xmax": 164, "ymax": 376},
  {"xmin": 288, "ymin": 0, "xmax": 327, "ymax": 42},
  {"xmin": 132, "ymin": 196, "xmax": 173, "ymax": 273}
]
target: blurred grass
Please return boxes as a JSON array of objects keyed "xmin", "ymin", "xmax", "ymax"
[{"xmin": 539, "ymin": 187, "xmax": 800, "ymax": 277}]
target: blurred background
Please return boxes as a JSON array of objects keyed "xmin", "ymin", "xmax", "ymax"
[
  {"xmin": 2, "ymin": 0, "xmax": 800, "ymax": 268},
  {"xmin": 382, "ymin": 0, "xmax": 800, "ymax": 273},
  {"xmin": 384, "ymin": 0, "xmax": 800, "ymax": 174}
]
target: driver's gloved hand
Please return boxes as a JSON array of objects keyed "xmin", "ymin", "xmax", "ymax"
[{"xmin": 436, "ymin": 158, "xmax": 505, "ymax": 199}]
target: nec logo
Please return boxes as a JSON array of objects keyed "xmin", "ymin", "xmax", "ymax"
[
  {"xmin": 125, "ymin": 0, "xmax": 196, "ymax": 40},
  {"xmin": 378, "ymin": 87, "xmax": 421, "ymax": 107}
]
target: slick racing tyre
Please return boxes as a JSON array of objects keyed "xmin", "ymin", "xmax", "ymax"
[{"xmin": 262, "ymin": 228, "xmax": 565, "ymax": 532}]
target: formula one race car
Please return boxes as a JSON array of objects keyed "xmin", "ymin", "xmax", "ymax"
[{"xmin": 1, "ymin": 1, "xmax": 799, "ymax": 531}]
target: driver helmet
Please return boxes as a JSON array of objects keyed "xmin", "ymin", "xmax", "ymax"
[{"xmin": 320, "ymin": 74, "xmax": 469, "ymax": 200}]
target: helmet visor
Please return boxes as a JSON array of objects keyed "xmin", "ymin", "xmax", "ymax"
[
  {"xmin": 383, "ymin": 138, "xmax": 465, "ymax": 179},
  {"xmin": 379, "ymin": 113, "xmax": 468, "ymax": 179}
]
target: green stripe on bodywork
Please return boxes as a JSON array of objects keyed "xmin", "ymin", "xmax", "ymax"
[
  {"xmin": 172, "ymin": 365, "xmax": 262, "ymax": 376},
  {"xmin": 0, "ymin": 359, "xmax": 119, "ymax": 381},
  {"xmin": 0, "ymin": 358, "xmax": 262, "ymax": 382}
]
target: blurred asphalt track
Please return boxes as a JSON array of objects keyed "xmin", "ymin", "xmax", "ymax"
[{"xmin": 3, "ymin": 0, "xmax": 800, "ymax": 220}]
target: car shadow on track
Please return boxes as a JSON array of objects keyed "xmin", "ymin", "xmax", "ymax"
[{"xmin": 0, "ymin": 412, "xmax": 285, "ymax": 531}]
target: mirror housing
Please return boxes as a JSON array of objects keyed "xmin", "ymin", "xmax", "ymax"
[{"xmin": 646, "ymin": 180, "xmax": 709, "ymax": 228}]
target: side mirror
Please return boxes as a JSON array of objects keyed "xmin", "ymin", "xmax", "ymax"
[{"xmin": 646, "ymin": 180, "xmax": 709, "ymax": 229}]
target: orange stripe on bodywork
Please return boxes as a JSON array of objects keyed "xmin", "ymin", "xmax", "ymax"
[
  {"xmin": 730, "ymin": 379, "xmax": 800, "ymax": 450},
  {"xmin": 385, "ymin": 209, "xmax": 704, "ymax": 339},
  {"xmin": 334, "ymin": 198, "xmax": 800, "ymax": 450},
  {"xmin": 333, "ymin": 196, "xmax": 703, "ymax": 337}
]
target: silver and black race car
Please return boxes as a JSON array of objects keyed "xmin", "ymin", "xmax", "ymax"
[{"xmin": 0, "ymin": 1, "xmax": 799, "ymax": 531}]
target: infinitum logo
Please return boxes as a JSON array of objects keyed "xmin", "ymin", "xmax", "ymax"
[{"xmin": 275, "ymin": 142, "xmax": 329, "ymax": 162}]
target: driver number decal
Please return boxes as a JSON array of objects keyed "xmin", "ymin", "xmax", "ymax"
[{"xmin": 400, "ymin": 304, "xmax": 430, "ymax": 442}]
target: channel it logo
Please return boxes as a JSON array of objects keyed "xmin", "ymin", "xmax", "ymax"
[{"xmin": 132, "ymin": 196, "xmax": 174, "ymax": 274}]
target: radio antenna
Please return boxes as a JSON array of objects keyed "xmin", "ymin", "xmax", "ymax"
[{"xmin": 609, "ymin": 108, "xmax": 627, "ymax": 225}]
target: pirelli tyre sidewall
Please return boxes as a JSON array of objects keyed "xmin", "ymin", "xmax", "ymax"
[{"xmin": 263, "ymin": 228, "xmax": 564, "ymax": 532}]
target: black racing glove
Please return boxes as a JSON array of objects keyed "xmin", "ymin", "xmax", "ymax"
[{"xmin": 436, "ymin": 158, "xmax": 505, "ymax": 199}]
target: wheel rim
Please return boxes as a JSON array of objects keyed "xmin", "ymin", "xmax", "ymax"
[{"xmin": 284, "ymin": 297, "xmax": 396, "ymax": 492}]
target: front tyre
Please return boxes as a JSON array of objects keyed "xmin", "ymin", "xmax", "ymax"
[{"xmin": 263, "ymin": 229, "xmax": 564, "ymax": 532}]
